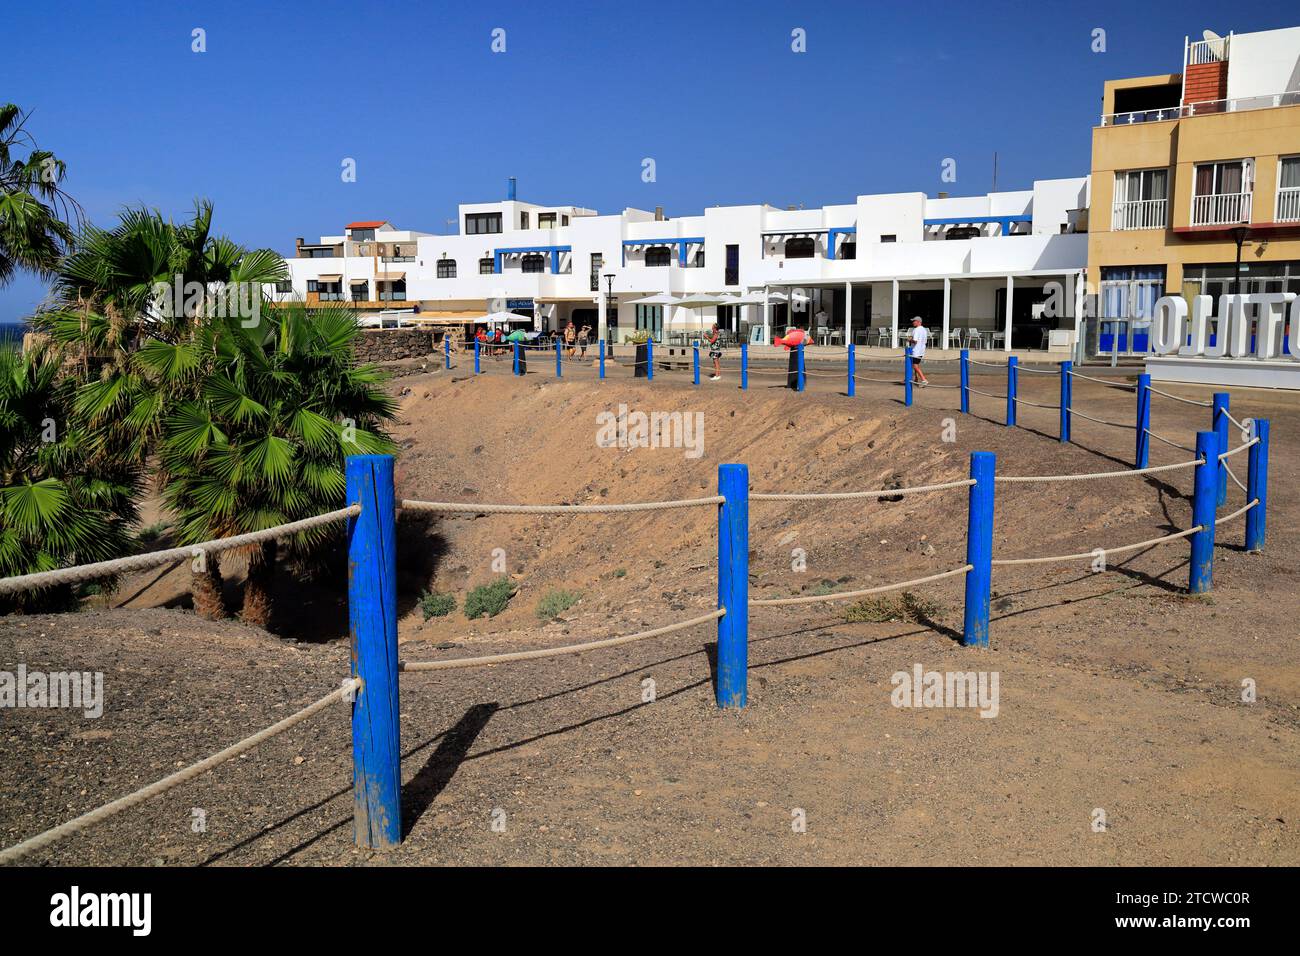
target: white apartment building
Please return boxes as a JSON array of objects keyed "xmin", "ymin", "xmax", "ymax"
[{"xmin": 271, "ymin": 175, "xmax": 1091, "ymax": 352}]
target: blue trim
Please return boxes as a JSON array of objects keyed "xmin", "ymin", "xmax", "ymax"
[
  {"xmin": 493, "ymin": 245, "xmax": 572, "ymax": 274},
  {"xmin": 923, "ymin": 215, "xmax": 1031, "ymax": 236},
  {"xmin": 620, "ymin": 237, "xmax": 706, "ymax": 268},
  {"xmin": 827, "ymin": 226, "xmax": 857, "ymax": 260}
]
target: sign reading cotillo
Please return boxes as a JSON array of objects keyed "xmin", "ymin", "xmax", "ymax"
[{"xmin": 1149, "ymin": 292, "xmax": 1299, "ymax": 359}]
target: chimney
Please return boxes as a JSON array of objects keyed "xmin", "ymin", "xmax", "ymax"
[
  {"xmin": 654, "ymin": 206, "xmax": 664, "ymax": 221},
  {"xmin": 507, "ymin": 177, "xmax": 517, "ymax": 201}
]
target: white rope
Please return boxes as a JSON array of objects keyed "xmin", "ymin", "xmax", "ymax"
[
  {"xmin": 1145, "ymin": 429, "xmax": 1197, "ymax": 454},
  {"xmin": 1220, "ymin": 408, "xmax": 1248, "ymax": 431},
  {"xmin": 967, "ymin": 359, "xmax": 1007, "ymax": 368},
  {"xmin": 400, "ymin": 608, "xmax": 725, "ymax": 671},
  {"xmin": 399, "ymin": 495, "xmax": 723, "ymax": 515},
  {"xmin": 750, "ymin": 478, "xmax": 975, "ymax": 501},
  {"xmin": 1216, "ymin": 499, "xmax": 1258, "ymax": 525},
  {"xmin": 750, "ymin": 565, "xmax": 972, "ymax": 607},
  {"xmin": 1071, "ymin": 408, "xmax": 1136, "ymax": 429},
  {"xmin": 1218, "ymin": 436, "xmax": 1258, "ymax": 460},
  {"xmin": 1223, "ymin": 461, "xmax": 1248, "ymax": 494},
  {"xmin": 1016, "ymin": 365, "xmax": 1060, "ymax": 375},
  {"xmin": 1067, "ymin": 370, "xmax": 1137, "ymax": 390},
  {"xmin": 0, "ymin": 506, "xmax": 361, "ymax": 597},
  {"xmin": 1013, "ymin": 397, "xmax": 1061, "ymax": 409},
  {"xmin": 1148, "ymin": 386, "xmax": 1213, "ymax": 407},
  {"xmin": 0, "ymin": 679, "xmax": 360, "ymax": 864},
  {"xmin": 995, "ymin": 457, "xmax": 1202, "ymax": 483},
  {"xmin": 991, "ymin": 525, "xmax": 1202, "ymax": 567},
  {"xmin": 966, "ymin": 387, "xmax": 1006, "ymax": 400}
]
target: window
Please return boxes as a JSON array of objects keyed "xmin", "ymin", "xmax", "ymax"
[
  {"xmin": 562, "ymin": 215, "xmax": 569, "ymax": 226},
  {"xmin": 479, "ymin": 257, "xmax": 495, "ymax": 275},
  {"xmin": 590, "ymin": 253, "xmax": 603, "ymax": 292},
  {"xmin": 303, "ymin": 247, "xmax": 336, "ymax": 258},
  {"xmin": 635, "ymin": 304, "xmax": 663, "ymax": 338},
  {"xmin": 306, "ymin": 280, "xmax": 318, "ymax": 293},
  {"xmin": 944, "ymin": 226, "xmax": 981, "ymax": 240},
  {"xmin": 522, "ymin": 253, "xmax": 546, "ymax": 273},
  {"xmin": 351, "ymin": 281, "xmax": 368, "ymax": 301},
  {"xmin": 520, "ymin": 212, "xmax": 529, "ymax": 229},
  {"xmin": 275, "ymin": 280, "xmax": 293, "ymax": 293},
  {"xmin": 437, "ymin": 258, "xmax": 457, "ymax": 278},
  {"xmin": 465, "ymin": 213, "xmax": 502, "ymax": 235},
  {"xmin": 725, "ymin": 244, "xmax": 739, "ymax": 285},
  {"xmin": 784, "ymin": 237, "xmax": 815, "ymax": 259},
  {"xmin": 350, "ymin": 228, "xmax": 375, "ymax": 242},
  {"xmin": 839, "ymin": 241, "xmax": 857, "ymax": 259},
  {"xmin": 1099, "ymin": 266, "xmax": 1165, "ymax": 354},
  {"xmin": 645, "ymin": 246, "xmax": 672, "ymax": 267},
  {"xmin": 1113, "ymin": 168, "xmax": 1168, "ymax": 230},
  {"xmin": 880, "ymin": 235, "xmax": 897, "ymax": 243},
  {"xmin": 693, "ymin": 248, "xmax": 705, "ymax": 268},
  {"xmin": 379, "ymin": 279, "xmax": 406, "ymax": 302},
  {"xmin": 1192, "ymin": 160, "xmax": 1253, "ymax": 225},
  {"xmin": 537, "ymin": 213, "xmax": 556, "ymax": 229},
  {"xmin": 1278, "ymin": 157, "xmax": 1300, "ymax": 222}
]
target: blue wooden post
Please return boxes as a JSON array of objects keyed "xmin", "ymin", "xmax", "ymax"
[
  {"xmin": 741, "ymin": 343, "xmax": 748, "ymax": 390},
  {"xmin": 1059, "ymin": 360, "xmax": 1072, "ymax": 443},
  {"xmin": 693, "ymin": 343, "xmax": 700, "ymax": 385},
  {"xmin": 513, "ymin": 342, "xmax": 521, "ymax": 376},
  {"xmin": 346, "ymin": 454, "xmax": 400, "ymax": 849},
  {"xmin": 1213, "ymin": 393, "xmax": 1230, "ymax": 506},
  {"xmin": 473, "ymin": 338, "xmax": 481, "ymax": 375},
  {"xmin": 847, "ymin": 343, "xmax": 856, "ymax": 397},
  {"xmin": 1005, "ymin": 355, "xmax": 1018, "ymax": 427},
  {"xmin": 904, "ymin": 346, "xmax": 913, "ymax": 406},
  {"xmin": 960, "ymin": 349, "xmax": 969, "ymax": 414},
  {"xmin": 555, "ymin": 339, "xmax": 563, "ymax": 378},
  {"xmin": 444, "ymin": 335, "xmax": 451, "ymax": 370},
  {"xmin": 1245, "ymin": 418, "xmax": 1269, "ymax": 552},
  {"xmin": 962, "ymin": 451, "xmax": 996, "ymax": 648},
  {"xmin": 1135, "ymin": 373, "xmax": 1152, "ymax": 468},
  {"xmin": 646, "ymin": 339, "xmax": 654, "ymax": 381},
  {"xmin": 1189, "ymin": 430, "xmax": 1219, "ymax": 594},
  {"xmin": 796, "ymin": 343, "xmax": 806, "ymax": 391},
  {"xmin": 598, "ymin": 339, "xmax": 606, "ymax": 380},
  {"xmin": 716, "ymin": 463, "xmax": 748, "ymax": 708}
]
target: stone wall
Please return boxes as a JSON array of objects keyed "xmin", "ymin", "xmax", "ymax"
[{"xmin": 354, "ymin": 327, "xmax": 436, "ymax": 363}]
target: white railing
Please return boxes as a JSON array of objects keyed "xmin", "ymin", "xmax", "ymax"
[
  {"xmin": 1112, "ymin": 198, "xmax": 1167, "ymax": 231},
  {"xmin": 1192, "ymin": 192, "xmax": 1251, "ymax": 226},
  {"xmin": 1277, "ymin": 186, "xmax": 1300, "ymax": 223},
  {"xmin": 1100, "ymin": 90, "xmax": 1300, "ymax": 126},
  {"xmin": 1188, "ymin": 36, "xmax": 1229, "ymax": 65}
]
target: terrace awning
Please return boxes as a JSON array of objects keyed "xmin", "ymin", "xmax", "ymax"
[
  {"xmin": 317, "ymin": 274, "xmax": 342, "ymax": 282},
  {"xmin": 376, "ymin": 272, "xmax": 405, "ymax": 281}
]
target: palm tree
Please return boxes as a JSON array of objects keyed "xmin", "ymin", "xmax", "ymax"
[
  {"xmin": 158, "ymin": 304, "xmax": 396, "ymax": 628},
  {"xmin": 0, "ymin": 104, "xmax": 81, "ymax": 288},
  {"xmin": 0, "ymin": 342, "xmax": 139, "ymax": 612}
]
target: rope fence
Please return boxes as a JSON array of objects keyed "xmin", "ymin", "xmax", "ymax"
[{"xmin": 750, "ymin": 565, "xmax": 972, "ymax": 606}]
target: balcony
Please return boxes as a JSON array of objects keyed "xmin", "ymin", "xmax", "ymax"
[
  {"xmin": 1191, "ymin": 192, "xmax": 1252, "ymax": 227},
  {"xmin": 317, "ymin": 292, "xmax": 344, "ymax": 301},
  {"xmin": 382, "ymin": 255, "xmax": 415, "ymax": 263},
  {"xmin": 1100, "ymin": 90, "xmax": 1300, "ymax": 127},
  {"xmin": 378, "ymin": 292, "xmax": 407, "ymax": 302},
  {"xmin": 1277, "ymin": 186, "xmax": 1300, "ymax": 223},
  {"xmin": 1112, "ymin": 199, "xmax": 1167, "ymax": 231}
]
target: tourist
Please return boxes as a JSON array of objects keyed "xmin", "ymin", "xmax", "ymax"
[
  {"xmin": 578, "ymin": 324, "xmax": 590, "ymax": 359},
  {"xmin": 563, "ymin": 321, "xmax": 577, "ymax": 359},
  {"xmin": 908, "ymin": 316, "xmax": 929, "ymax": 388},
  {"xmin": 703, "ymin": 323, "xmax": 723, "ymax": 380}
]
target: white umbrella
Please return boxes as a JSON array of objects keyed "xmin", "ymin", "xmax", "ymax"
[
  {"xmin": 477, "ymin": 310, "xmax": 532, "ymax": 325},
  {"xmin": 674, "ymin": 293, "xmax": 740, "ymax": 337}
]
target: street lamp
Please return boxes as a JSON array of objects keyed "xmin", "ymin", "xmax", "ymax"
[{"xmin": 602, "ymin": 272, "xmax": 616, "ymax": 345}]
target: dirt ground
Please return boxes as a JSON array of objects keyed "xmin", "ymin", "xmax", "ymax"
[{"xmin": 2, "ymin": 351, "xmax": 1298, "ymax": 866}]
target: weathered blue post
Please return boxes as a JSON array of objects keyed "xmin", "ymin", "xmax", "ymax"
[
  {"xmin": 513, "ymin": 342, "xmax": 521, "ymax": 376},
  {"xmin": 960, "ymin": 349, "xmax": 970, "ymax": 414},
  {"xmin": 741, "ymin": 343, "xmax": 749, "ymax": 390},
  {"xmin": 473, "ymin": 338, "xmax": 481, "ymax": 375},
  {"xmin": 717, "ymin": 463, "xmax": 749, "ymax": 708},
  {"xmin": 796, "ymin": 343, "xmax": 806, "ymax": 392},
  {"xmin": 1005, "ymin": 356, "xmax": 1018, "ymax": 427},
  {"xmin": 1059, "ymin": 360, "xmax": 1072, "ymax": 443},
  {"xmin": 962, "ymin": 451, "xmax": 995, "ymax": 648},
  {"xmin": 346, "ymin": 454, "xmax": 400, "ymax": 849},
  {"xmin": 646, "ymin": 339, "xmax": 654, "ymax": 381},
  {"xmin": 1245, "ymin": 418, "xmax": 1269, "ymax": 552},
  {"xmin": 555, "ymin": 339, "xmax": 563, "ymax": 378},
  {"xmin": 598, "ymin": 339, "xmax": 606, "ymax": 380},
  {"xmin": 847, "ymin": 343, "xmax": 856, "ymax": 397},
  {"xmin": 444, "ymin": 335, "xmax": 451, "ymax": 370},
  {"xmin": 1189, "ymin": 430, "xmax": 1219, "ymax": 594},
  {"xmin": 904, "ymin": 346, "xmax": 913, "ymax": 407},
  {"xmin": 1213, "ymin": 392, "xmax": 1230, "ymax": 506},
  {"xmin": 693, "ymin": 343, "xmax": 700, "ymax": 385},
  {"xmin": 1135, "ymin": 373, "xmax": 1152, "ymax": 468}
]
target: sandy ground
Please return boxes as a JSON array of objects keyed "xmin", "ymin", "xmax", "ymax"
[{"xmin": 1, "ymin": 351, "xmax": 1298, "ymax": 866}]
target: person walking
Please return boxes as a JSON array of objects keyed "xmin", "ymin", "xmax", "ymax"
[
  {"xmin": 578, "ymin": 324, "xmax": 590, "ymax": 359},
  {"xmin": 703, "ymin": 323, "xmax": 723, "ymax": 380},
  {"xmin": 908, "ymin": 316, "xmax": 929, "ymax": 388},
  {"xmin": 563, "ymin": 320, "xmax": 577, "ymax": 360}
]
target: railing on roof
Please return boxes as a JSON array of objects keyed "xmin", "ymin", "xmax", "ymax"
[{"xmin": 1100, "ymin": 90, "xmax": 1300, "ymax": 127}]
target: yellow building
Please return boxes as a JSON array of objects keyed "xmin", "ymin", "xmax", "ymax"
[{"xmin": 1088, "ymin": 26, "xmax": 1300, "ymax": 356}]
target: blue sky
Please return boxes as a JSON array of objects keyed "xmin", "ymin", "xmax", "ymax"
[{"xmin": 1, "ymin": 0, "xmax": 1292, "ymax": 323}]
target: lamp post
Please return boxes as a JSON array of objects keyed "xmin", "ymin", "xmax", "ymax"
[
  {"xmin": 602, "ymin": 272, "xmax": 616, "ymax": 345},
  {"xmin": 1230, "ymin": 226, "xmax": 1251, "ymax": 297}
]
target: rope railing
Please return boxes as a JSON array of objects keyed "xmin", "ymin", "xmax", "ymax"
[
  {"xmin": 1144, "ymin": 428, "xmax": 1197, "ymax": 454},
  {"xmin": 995, "ymin": 457, "xmax": 1203, "ymax": 483},
  {"xmin": 1071, "ymin": 408, "xmax": 1136, "ymax": 429},
  {"xmin": 991, "ymin": 525, "xmax": 1203, "ymax": 567},
  {"xmin": 967, "ymin": 386, "xmax": 1006, "ymax": 400},
  {"xmin": 1012, "ymin": 397, "xmax": 1061, "ymax": 410},
  {"xmin": 1218, "ymin": 436, "xmax": 1259, "ymax": 459},
  {"xmin": 750, "ymin": 565, "xmax": 972, "ymax": 606},
  {"xmin": 399, "ymin": 495, "xmax": 723, "ymax": 515},
  {"xmin": 1067, "ymin": 369, "xmax": 1137, "ymax": 390},
  {"xmin": 0, "ymin": 505, "xmax": 360, "ymax": 597},
  {"xmin": 1148, "ymin": 385, "xmax": 1213, "ymax": 407},
  {"xmin": 1224, "ymin": 461, "xmax": 1248, "ymax": 494},
  {"xmin": 750, "ymin": 478, "xmax": 974, "ymax": 501},
  {"xmin": 0, "ymin": 679, "xmax": 360, "ymax": 865},
  {"xmin": 1216, "ymin": 499, "xmax": 1259, "ymax": 525}
]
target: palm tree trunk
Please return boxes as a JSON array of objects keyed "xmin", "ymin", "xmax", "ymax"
[
  {"xmin": 191, "ymin": 552, "xmax": 225, "ymax": 621},
  {"xmin": 240, "ymin": 540, "xmax": 277, "ymax": 630}
]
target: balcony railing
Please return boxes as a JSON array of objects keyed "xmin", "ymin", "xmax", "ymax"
[
  {"xmin": 382, "ymin": 255, "xmax": 415, "ymax": 263},
  {"xmin": 378, "ymin": 292, "xmax": 407, "ymax": 301},
  {"xmin": 317, "ymin": 292, "xmax": 344, "ymax": 301},
  {"xmin": 1112, "ymin": 198, "xmax": 1168, "ymax": 231},
  {"xmin": 1191, "ymin": 191, "xmax": 1252, "ymax": 226},
  {"xmin": 1188, "ymin": 36, "xmax": 1229, "ymax": 65},
  {"xmin": 1100, "ymin": 90, "xmax": 1300, "ymax": 126},
  {"xmin": 1277, "ymin": 186, "xmax": 1300, "ymax": 223}
]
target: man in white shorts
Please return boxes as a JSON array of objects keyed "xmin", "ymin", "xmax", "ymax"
[{"xmin": 908, "ymin": 316, "xmax": 929, "ymax": 388}]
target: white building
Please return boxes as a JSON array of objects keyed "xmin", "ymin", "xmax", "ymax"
[{"xmin": 271, "ymin": 175, "xmax": 1091, "ymax": 352}]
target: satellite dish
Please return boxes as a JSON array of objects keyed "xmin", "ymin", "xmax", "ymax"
[{"xmin": 1203, "ymin": 29, "xmax": 1222, "ymax": 41}]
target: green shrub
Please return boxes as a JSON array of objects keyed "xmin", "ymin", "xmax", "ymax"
[
  {"xmin": 419, "ymin": 590, "xmax": 457, "ymax": 620},
  {"xmin": 536, "ymin": 588, "xmax": 581, "ymax": 622},
  {"xmin": 136, "ymin": 521, "xmax": 170, "ymax": 548},
  {"xmin": 844, "ymin": 591, "xmax": 941, "ymax": 624},
  {"xmin": 613, "ymin": 568, "xmax": 627, "ymax": 578},
  {"xmin": 464, "ymin": 577, "xmax": 514, "ymax": 620},
  {"xmin": 809, "ymin": 579, "xmax": 837, "ymax": 596}
]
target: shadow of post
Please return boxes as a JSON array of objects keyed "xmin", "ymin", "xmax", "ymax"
[{"xmin": 401, "ymin": 702, "xmax": 499, "ymax": 837}]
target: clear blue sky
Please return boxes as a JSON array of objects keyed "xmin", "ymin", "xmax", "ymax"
[{"xmin": 1, "ymin": 0, "xmax": 1292, "ymax": 323}]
